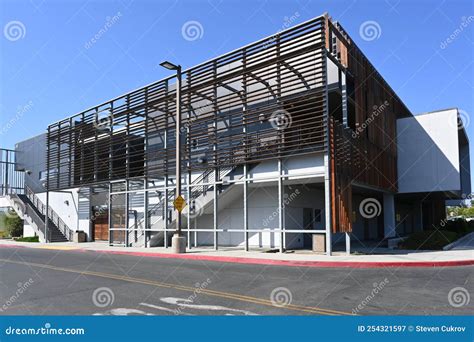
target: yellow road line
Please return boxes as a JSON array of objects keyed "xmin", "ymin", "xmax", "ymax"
[
  {"xmin": 36, "ymin": 245, "xmax": 79, "ymax": 250},
  {"xmin": 0, "ymin": 258, "xmax": 353, "ymax": 316}
]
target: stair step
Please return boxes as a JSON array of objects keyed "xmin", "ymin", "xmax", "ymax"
[{"xmin": 13, "ymin": 193, "xmax": 70, "ymax": 243}]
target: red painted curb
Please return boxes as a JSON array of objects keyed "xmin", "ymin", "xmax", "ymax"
[
  {"xmin": 87, "ymin": 249, "xmax": 474, "ymax": 269},
  {"xmin": 1, "ymin": 244, "xmax": 473, "ymax": 268},
  {"xmin": 0, "ymin": 244, "xmax": 26, "ymax": 249}
]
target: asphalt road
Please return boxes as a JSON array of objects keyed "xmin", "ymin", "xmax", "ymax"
[{"xmin": 0, "ymin": 246, "xmax": 472, "ymax": 316}]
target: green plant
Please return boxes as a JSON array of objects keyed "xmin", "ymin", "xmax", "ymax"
[
  {"xmin": 14, "ymin": 236, "xmax": 39, "ymax": 243},
  {"xmin": 4, "ymin": 212, "xmax": 23, "ymax": 238},
  {"xmin": 399, "ymin": 230, "xmax": 459, "ymax": 250},
  {"xmin": 447, "ymin": 206, "xmax": 474, "ymax": 218},
  {"xmin": 438, "ymin": 219, "xmax": 474, "ymax": 235}
]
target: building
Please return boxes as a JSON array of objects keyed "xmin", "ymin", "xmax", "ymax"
[{"xmin": 1, "ymin": 14, "xmax": 470, "ymax": 254}]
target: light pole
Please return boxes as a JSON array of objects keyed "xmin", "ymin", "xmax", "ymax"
[{"xmin": 160, "ymin": 61, "xmax": 186, "ymax": 253}]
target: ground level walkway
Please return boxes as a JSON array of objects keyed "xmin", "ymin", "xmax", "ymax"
[{"xmin": 1, "ymin": 239, "xmax": 472, "ymax": 268}]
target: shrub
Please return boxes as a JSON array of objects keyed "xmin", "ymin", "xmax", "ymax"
[
  {"xmin": 14, "ymin": 236, "xmax": 39, "ymax": 243},
  {"xmin": 4, "ymin": 212, "xmax": 23, "ymax": 237},
  {"xmin": 399, "ymin": 230, "xmax": 459, "ymax": 250},
  {"xmin": 438, "ymin": 219, "xmax": 474, "ymax": 235}
]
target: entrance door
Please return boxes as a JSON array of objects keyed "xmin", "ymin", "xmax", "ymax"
[{"xmin": 92, "ymin": 208, "xmax": 109, "ymax": 241}]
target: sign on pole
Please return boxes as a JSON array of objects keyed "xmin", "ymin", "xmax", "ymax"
[{"xmin": 173, "ymin": 195, "xmax": 187, "ymax": 213}]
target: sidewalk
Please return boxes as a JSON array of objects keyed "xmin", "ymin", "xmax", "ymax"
[{"xmin": 1, "ymin": 239, "xmax": 473, "ymax": 268}]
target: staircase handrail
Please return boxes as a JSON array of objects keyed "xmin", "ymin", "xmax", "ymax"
[
  {"xmin": 25, "ymin": 186, "xmax": 73, "ymax": 241},
  {"xmin": 8, "ymin": 193, "xmax": 51, "ymax": 241}
]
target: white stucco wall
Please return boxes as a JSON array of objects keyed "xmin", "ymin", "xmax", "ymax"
[
  {"xmin": 397, "ymin": 109, "xmax": 461, "ymax": 193},
  {"xmin": 35, "ymin": 188, "xmax": 92, "ymax": 239},
  {"xmin": 248, "ymin": 153, "xmax": 324, "ymax": 181},
  {"xmin": 0, "ymin": 197, "xmax": 11, "ymax": 208},
  {"xmin": 36, "ymin": 190, "xmax": 80, "ymax": 231},
  {"xmin": 23, "ymin": 223, "xmax": 36, "ymax": 237}
]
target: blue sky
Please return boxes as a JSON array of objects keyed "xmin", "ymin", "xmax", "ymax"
[{"xmin": 0, "ymin": 0, "xmax": 473, "ymax": 184}]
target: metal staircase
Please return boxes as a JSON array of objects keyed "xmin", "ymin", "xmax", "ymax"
[
  {"xmin": 6, "ymin": 186, "xmax": 73, "ymax": 242},
  {"xmin": 126, "ymin": 165, "xmax": 236, "ymax": 247}
]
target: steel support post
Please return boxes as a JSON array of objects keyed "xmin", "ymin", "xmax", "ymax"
[
  {"xmin": 144, "ymin": 179, "xmax": 149, "ymax": 248},
  {"xmin": 108, "ymin": 183, "xmax": 112, "ymax": 246},
  {"xmin": 278, "ymin": 159, "xmax": 284, "ymax": 253},
  {"xmin": 187, "ymin": 172, "xmax": 191, "ymax": 249},
  {"xmin": 125, "ymin": 180, "xmax": 129, "ymax": 247},
  {"xmin": 213, "ymin": 173, "xmax": 218, "ymax": 250},
  {"xmin": 164, "ymin": 175, "xmax": 169, "ymax": 248},
  {"xmin": 243, "ymin": 164, "xmax": 249, "ymax": 251}
]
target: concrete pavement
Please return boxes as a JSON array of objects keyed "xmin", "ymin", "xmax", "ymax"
[{"xmin": 0, "ymin": 239, "xmax": 473, "ymax": 268}]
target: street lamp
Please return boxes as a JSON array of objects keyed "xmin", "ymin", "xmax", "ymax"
[{"xmin": 160, "ymin": 60, "xmax": 186, "ymax": 253}]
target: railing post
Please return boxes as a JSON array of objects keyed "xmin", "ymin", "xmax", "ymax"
[{"xmin": 45, "ymin": 190, "xmax": 49, "ymax": 243}]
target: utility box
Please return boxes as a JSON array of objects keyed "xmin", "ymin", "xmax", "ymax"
[
  {"xmin": 312, "ymin": 234, "xmax": 326, "ymax": 252},
  {"xmin": 73, "ymin": 231, "xmax": 86, "ymax": 243}
]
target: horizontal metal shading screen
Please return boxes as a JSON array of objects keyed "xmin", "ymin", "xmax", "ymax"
[{"xmin": 46, "ymin": 16, "xmax": 328, "ymax": 190}]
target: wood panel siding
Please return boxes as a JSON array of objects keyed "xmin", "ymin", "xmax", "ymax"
[{"xmin": 326, "ymin": 15, "xmax": 412, "ymax": 233}]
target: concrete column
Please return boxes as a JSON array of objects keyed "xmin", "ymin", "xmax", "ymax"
[
  {"xmin": 324, "ymin": 154, "xmax": 332, "ymax": 255},
  {"xmin": 345, "ymin": 232, "xmax": 350, "ymax": 255},
  {"xmin": 383, "ymin": 193, "xmax": 396, "ymax": 238}
]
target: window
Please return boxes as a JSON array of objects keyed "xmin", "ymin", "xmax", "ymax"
[
  {"xmin": 346, "ymin": 77, "xmax": 356, "ymax": 131},
  {"xmin": 39, "ymin": 168, "xmax": 58, "ymax": 181}
]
